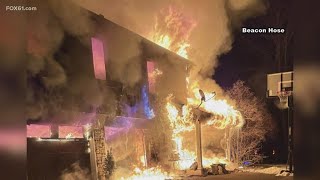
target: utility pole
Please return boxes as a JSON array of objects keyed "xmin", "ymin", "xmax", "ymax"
[
  {"xmin": 188, "ymin": 90, "xmax": 214, "ymax": 176},
  {"xmin": 190, "ymin": 108, "xmax": 208, "ymax": 176}
]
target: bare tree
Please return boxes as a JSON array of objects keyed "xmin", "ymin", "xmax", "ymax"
[{"xmin": 226, "ymin": 80, "xmax": 273, "ymax": 165}]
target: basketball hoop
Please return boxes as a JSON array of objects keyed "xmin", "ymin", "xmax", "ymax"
[
  {"xmin": 268, "ymin": 71, "xmax": 294, "ymax": 172},
  {"xmin": 277, "ymin": 91, "xmax": 292, "ymax": 108}
]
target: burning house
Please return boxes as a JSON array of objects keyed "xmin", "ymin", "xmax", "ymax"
[
  {"xmin": 27, "ymin": 2, "xmax": 189, "ymax": 179},
  {"xmin": 27, "ymin": 1, "xmax": 244, "ymax": 179}
]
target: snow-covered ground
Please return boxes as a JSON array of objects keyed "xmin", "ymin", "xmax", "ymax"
[
  {"xmin": 241, "ymin": 164, "xmax": 293, "ymax": 176},
  {"xmin": 186, "ymin": 172, "xmax": 293, "ymax": 179}
]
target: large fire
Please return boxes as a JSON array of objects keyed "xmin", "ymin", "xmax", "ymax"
[
  {"xmin": 187, "ymin": 83, "xmax": 244, "ymax": 129},
  {"xmin": 46, "ymin": 5, "xmax": 244, "ymax": 179},
  {"xmin": 150, "ymin": 5, "xmax": 244, "ymax": 173},
  {"xmin": 153, "ymin": 34, "xmax": 191, "ymax": 59},
  {"xmin": 165, "ymin": 93, "xmax": 242, "ymax": 170},
  {"xmin": 165, "ymin": 95, "xmax": 195, "ymax": 169},
  {"xmin": 151, "ymin": 6, "xmax": 196, "ymax": 59}
]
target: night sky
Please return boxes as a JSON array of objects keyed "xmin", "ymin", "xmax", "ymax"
[{"xmin": 214, "ymin": 0, "xmax": 293, "ymax": 163}]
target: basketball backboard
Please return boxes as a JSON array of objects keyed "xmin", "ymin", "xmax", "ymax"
[{"xmin": 267, "ymin": 71, "xmax": 293, "ymax": 98}]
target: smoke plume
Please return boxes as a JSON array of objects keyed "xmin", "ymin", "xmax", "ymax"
[
  {"xmin": 99, "ymin": 28, "xmax": 144, "ymax": 88},
  {"xmin": 60, "ymin": 162, "xmax": 91, "ymax": 180},
  {"xmin": 26, "ymin": 0, "xmax": 108, "ymax": 121},
  {"xmin": 76, "ymin": 0, "xmax": 266, "ymax": 97},
  {"xmin": 25, "ymin": 0, "xmax": 267, "ymax": 122},
  {"xmin": 73, "ymin": 0, "xmax": 268, "ymax": 172}
]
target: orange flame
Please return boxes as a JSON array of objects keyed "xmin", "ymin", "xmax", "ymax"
[
  {"xmin": 147, "ymin": 5, "xmax": 243, "ymax": 174},
  {"xmin": 187, "ymin": 85, "xmax": 244, "ymax": 129},
  {"xmin": 151, "ymin": 6, "xmax": 196, "ymax": 59},
  {"xmin": 165, "ymin": 95, "xmax": 233, "ymax": 170}
]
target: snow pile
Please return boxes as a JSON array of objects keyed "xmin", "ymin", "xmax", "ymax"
[
  {"xmin": 225, "ymin": 162, "xmax": 240, "ymax": 171},
  {"xmin": 242, "ymin": 165, "xmax": 294, "ymax": 176},
  {"xmin": 276, "ymin": 171, "xmax": 294, "ymax": 177}
]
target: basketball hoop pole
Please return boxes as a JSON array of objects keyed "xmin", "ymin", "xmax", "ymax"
[
  {"xmin": 277, "ymin": 91, "xmax": 293, "ymax": 173},
  {"xmin": 287, "ymin": 95, "xmax": 293, "ymax": 173},
  {"xmin": 267, "ymin": 71, "xmax": 294, "ymax": 173}
]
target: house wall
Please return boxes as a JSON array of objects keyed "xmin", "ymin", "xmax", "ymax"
[{"xmin": 27, "ymin": 138, "xmax": 91, "ymax": 180}]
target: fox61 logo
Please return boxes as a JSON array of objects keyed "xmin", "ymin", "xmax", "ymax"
[
  {"xmin": 6, "ymin": 6, "xmax": 37, "ymax": 11},
  {"xmin": 6, "ymin": 6, "xmax": 22, "ymax": 11}
]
